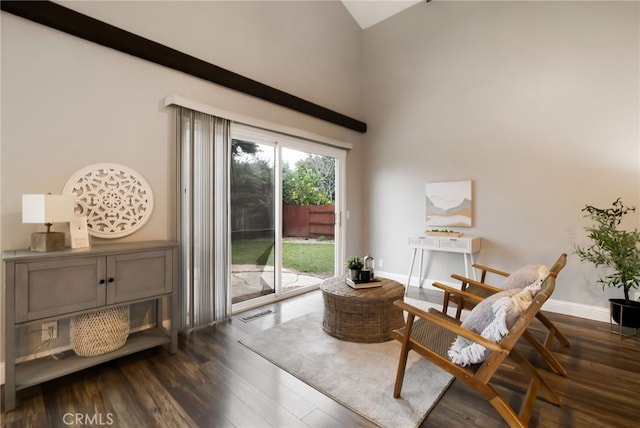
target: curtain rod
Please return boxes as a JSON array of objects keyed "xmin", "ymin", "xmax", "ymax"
[
  {"xmin": 165, "ymin": 94, "xmax": 353, "ymax": 151},
  {"xmin": 1, "ymin": 1, "xmax": 367, "ymax": 134}
]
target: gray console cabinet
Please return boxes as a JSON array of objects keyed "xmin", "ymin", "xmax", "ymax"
[{"xmin": 3, "ymin": 241, "xmax": 178, "ymax": 411}]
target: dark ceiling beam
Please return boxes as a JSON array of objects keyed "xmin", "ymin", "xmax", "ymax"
[{"xmin": 1, "ymin": 1, "xmax": 367, "ymax": 133}]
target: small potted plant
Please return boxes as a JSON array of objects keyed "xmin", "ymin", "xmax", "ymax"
[
  {"xmin": 575, "ymin": 198, "xmax": 640, "ymax": 328},
  {"xmin": 346, "ymin": 256, "xmax": 364, "ymax": 281}
]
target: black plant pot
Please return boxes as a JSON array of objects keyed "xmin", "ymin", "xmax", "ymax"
[
  {"xmin": 609, "ymin": 298, "xmax": 640, "ymax": 328},
  {"xmin": 349, "ymin": 269, "xmax": 361, "ymax": 281}
]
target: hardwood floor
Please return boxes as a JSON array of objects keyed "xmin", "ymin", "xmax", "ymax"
[{"xmin": 2, "ymin": 288, "xmax": 640, "ymax": 428}]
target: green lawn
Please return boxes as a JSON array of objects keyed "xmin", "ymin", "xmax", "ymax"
[{"xmin": 232, "ymin": 239, "xmax": 334, "ymax": 275}]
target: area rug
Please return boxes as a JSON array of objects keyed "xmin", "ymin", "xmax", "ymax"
[{"xmin": 239, "ymin": 312, "xmax": 454, "ymax": 428}]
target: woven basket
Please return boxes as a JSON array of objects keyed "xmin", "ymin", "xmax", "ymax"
[{"xmin": 70, "ymin": 306, "xmax": 130, "ymax": 357}]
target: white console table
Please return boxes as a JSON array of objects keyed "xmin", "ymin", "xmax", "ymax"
[{"xmin": 407, "ymin": 235, "xmax": 481, "ymax": 293}]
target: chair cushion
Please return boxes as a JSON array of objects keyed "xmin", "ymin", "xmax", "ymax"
[
  {"xmin": 503, "ymin": 264, "xmax": 549, "ymax": 290},
  {"xmin": 448, "ymin": 283, "xmax": 541, "ymax": 366}
]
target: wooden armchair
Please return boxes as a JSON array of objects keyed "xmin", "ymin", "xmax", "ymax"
[
  {"xmin": 432, "ymin": 253, "xmax": 569, "ymax": 376},
  {"xmin": 393, "ymin": 274, "xmax": 561, "ymax": 428}
]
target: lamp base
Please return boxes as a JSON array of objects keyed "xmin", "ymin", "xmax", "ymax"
[{"xmin": 30, "ymin": 232, "xmax": 66, "ymax": 252}]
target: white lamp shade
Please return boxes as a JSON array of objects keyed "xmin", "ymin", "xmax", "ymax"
[{"xmin": 22, "ymin": 194, "xmax": 74, "ymax": 224}]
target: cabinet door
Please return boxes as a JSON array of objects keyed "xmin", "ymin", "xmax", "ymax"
[
  {"xmin": 106, "ymin": 249, "xmax": 173, "ymax": 304},
  {"xmin": 15, "ymin": 257, "xmax": 106, "ymax": 322}
]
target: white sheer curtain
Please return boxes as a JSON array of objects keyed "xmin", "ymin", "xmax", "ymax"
[{"xmin": 176, "ymin": 107, "xmax": 231, "ymax": 332}]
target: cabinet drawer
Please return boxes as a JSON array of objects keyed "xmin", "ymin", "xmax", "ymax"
[{"xmin": 15, "ymin": 257, "xmax": 105, "ymax": 323}]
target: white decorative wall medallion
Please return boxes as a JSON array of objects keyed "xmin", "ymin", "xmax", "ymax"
[{"xmin": 62, "ymin": 163, "xmax": 154, "ymax": 238}]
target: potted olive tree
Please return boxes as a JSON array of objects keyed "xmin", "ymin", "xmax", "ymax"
[
  {"xmin": 346, "ymin": 256, "xmax": 364, "ymax": 281},
  {"xmin": 575, "ymin": 198, "xmax": 640, "ymax": 328}
]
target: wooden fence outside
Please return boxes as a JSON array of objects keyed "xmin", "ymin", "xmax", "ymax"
[{"xmin": 283, "ymin": 204, "xmax": 335, "ymax": 239}]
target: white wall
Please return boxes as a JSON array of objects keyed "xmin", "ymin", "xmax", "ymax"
[
  {"xmin": 363, "ymin": 1, "xmax": 640, "ymax": 315},
  {"xmin": 1, "ymin": 1, "xmax": 365, "ymax": 369}
]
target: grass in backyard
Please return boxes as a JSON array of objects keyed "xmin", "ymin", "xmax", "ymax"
[{"xmin": 232, "ymin": 239, "xmax": 334, "ymax": 275}]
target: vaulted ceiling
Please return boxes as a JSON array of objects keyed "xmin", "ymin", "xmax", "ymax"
[{"xmin": 342, "ymin": 1, "xmax": 423, "ymax": 29}]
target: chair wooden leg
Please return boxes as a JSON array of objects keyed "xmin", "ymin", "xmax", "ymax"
[
  {"xmin": 511, "ymin": 350, "xmax": 561, "ymax": 427},
  {"xmin": 520, "ymin": 378, "xmax": 540, "ymax": 426},
  {"xmin": 442, "ymin": 290, "xmax": 450, "ymax": 315},
  {"xmin": 473, "ymin": 381, "xmax": 526, "ymax": 428},
  {"xmin": 488, "ymin": 395, "xmax": 527, "ymax": 428},
  {"xmin": 536, "ymin": 312, "xmax": 571, "ymax": 347},
  {"xmin": 510, "ymin": 350, "xmax": 562, "ymax": 406},
  {"xmin": 394, "ymin": 314, "xmax": 415, "ymax": 398},
  {"xmin": 454, "ymin": 281, "xmax": 471, "ymax": 320},
  {"xmin": 522, "ymin": 330, "xmax": 568, "ymax": 376},
  {"xmin": 454, "ymin": 297, "xmax": 463, "ymax": 320}
]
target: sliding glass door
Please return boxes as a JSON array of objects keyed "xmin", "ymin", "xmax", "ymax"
[
  {"xmin": 281, "ymin": 148, "xmax": 336, "ymax": 294},
  {"xmin": 230, "ymin": 137, "xmax": 276, "ymax": 304},
  {"xmin": 230, "ymin": 124, "xmax": 345, "ymax": 308}
]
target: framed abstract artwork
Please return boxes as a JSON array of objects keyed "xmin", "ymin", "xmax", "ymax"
[{"xmin": 425, "ymin": 180, "xmax": 473, "ymax": 227}]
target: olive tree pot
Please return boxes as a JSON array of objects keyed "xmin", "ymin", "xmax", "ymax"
[{"xmin": 610, "ymin": 299, "xmax": 640, "ymax": 329}]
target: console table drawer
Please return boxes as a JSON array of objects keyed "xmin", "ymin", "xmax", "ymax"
[
  {"xmin": 408, "ymin": 236, "xmax": 438, "ymax": 249},
  {"xmin": 408, "ymin": 235, "xmax": 480, "ymax": 254},
  {"xmin": 438, "ymin": 238, "xmax": 475, "ymax": 253}
]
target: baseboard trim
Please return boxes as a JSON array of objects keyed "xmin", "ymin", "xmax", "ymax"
[
  {"xmin": 377, "ymin": 270, "xmax": 611, "ymax": 323},
  {"xmin": 542, "ymin": 298, "xmax": 610, "ymax": 323}
]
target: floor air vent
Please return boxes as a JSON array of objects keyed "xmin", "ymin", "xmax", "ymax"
[{"xmin": 240, "ymin": 309, "xmax": 274, "ymax": 323}]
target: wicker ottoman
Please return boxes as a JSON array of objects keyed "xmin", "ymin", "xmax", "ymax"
[{"xmin": 320, "ymin": 276, "xmax": 405, "ymax": 343}]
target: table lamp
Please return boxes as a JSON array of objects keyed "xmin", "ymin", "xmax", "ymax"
[{"xmin": 22, "ymin": 194, "xmax": 74, "ymax": 251}]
